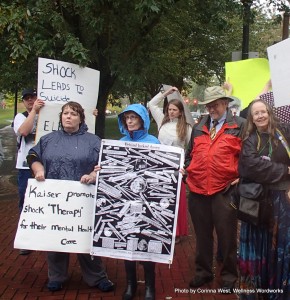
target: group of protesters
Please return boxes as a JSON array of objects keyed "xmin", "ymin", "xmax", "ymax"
[{"xmin": 13, "ymin": 83, "xmax": 289, "ymax": 300}]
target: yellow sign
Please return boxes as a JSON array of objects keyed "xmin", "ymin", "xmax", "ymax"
[{"xmin": 225, "ymin": 58, "xmax": 270, "ymax": 108}]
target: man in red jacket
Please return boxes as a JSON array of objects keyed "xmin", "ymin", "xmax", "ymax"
[{"xmin": 185, "ymin": 86, "xmax": 245, "ymax": 292}]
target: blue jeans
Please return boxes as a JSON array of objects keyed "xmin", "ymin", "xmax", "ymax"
[{"xmin": 17, "ymin": 169, "xmax": 32, "ymax": 212}]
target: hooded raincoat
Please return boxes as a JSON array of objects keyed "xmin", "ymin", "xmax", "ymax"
[{"xmin": 118, "ymin": 104, "xmax": 160, "ymax": 144}]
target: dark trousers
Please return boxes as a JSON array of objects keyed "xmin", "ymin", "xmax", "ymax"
[
  {"xmin": 124, "ymin": 260, "xmax": 155, "ymax": 280},
  {"xmin": 47, "ymin": 252, "xmax": 107, "ymax": 286},
  {"xmin": 188, "ymin": 189, "xmax": 238, "ymax": 284},
  {"xmin": 17, "ymin": 169, "xmax": 32, "ymax": 212}
]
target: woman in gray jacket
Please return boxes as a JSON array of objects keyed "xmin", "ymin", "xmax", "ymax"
[{"xmin": 27, "ymin": 101, "xmax": 114, "ymax": 293}]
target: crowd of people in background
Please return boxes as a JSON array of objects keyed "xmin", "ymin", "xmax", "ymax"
[{"xmin": 9, "ymin": 83, "xmax": 289, "ymax": 300}]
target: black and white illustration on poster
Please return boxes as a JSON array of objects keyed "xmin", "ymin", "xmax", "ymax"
[
  {"xmin": 14, "ymin": 179, "xmax": 95, "ymax": 254},
  {"xmin": 90, "ymin": 139, "xmax": 184, "ymax": 264},
  {"xmin": 36, "ymin": 57, "xmax": 100, "ymax": 142}
]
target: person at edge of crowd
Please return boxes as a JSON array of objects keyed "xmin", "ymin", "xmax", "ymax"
[
  {"xmin": 27, "ymin": 101, "xmax": 115, "ymax": 293},
  {"xmin": 13, "ymin": 88, "xmax": 45, "ymax": 255},
  {"xmin": 237, "ymin": 99, "xmax": 290, "ymax": 300},
  {"xmin": 148, "ymin": 86, "xmax": 192, "ymax": 244},
  {"xmin": 184, "ymin": 86, "xmax": 245, "ymax": 292},
  {"xmin": 95, "ymin": 103, "xmax": 160, "ymax": 300},
  {"xmin": 223, "ymin": 81, "xmax": 242, "ymax": 117}
]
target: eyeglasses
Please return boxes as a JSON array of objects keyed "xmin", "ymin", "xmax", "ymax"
[
  {"xmin": 206, "ymin": 102, "xmax": 221, "ymax": 110},
  {"xmin": 124, "ymin": 115, "xmax": 139, "ymax": 121}
]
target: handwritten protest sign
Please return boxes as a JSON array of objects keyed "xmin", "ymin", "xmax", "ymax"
[
  {"xmin": 90, "ymin": 140, "xmax": 184, "ymax": 264},
  {"xmin": 14, "ymin": 179, "xmax": 95, "ymax": 253},
  {"xmin": 36, "ymin": 57, "xmax": 99, "ymax": 142},
  {"xmin": 225, "ymin": 58, "xmax": 270, "ymax": 108},
  {"xmin": 37, "ymin": 57, "xmax": 99, "ymax": 108},
  {"xmin": 267, "ymin": 38, "xmax": 290, "ymax": 108}
]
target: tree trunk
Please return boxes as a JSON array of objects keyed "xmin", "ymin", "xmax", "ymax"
[
  {"xmin": 95, "ymin": 72, "xmax": 116, "ymax": 138},
  {"xmin": 282, "ymin": 12, "xmax": 289, "ymax": 40}
]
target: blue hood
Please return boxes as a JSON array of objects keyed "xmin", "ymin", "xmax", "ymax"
[{"xmin": 118, "ymin": 104, "xmax": 159, "ymax": 144}]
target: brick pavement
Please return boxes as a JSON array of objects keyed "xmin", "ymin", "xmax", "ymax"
[{"xmin": 0, "ymin": 196, "xmax": 239, "ymax": 300}]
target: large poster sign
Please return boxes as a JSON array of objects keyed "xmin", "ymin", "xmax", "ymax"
[
  {"xmin": 90, "ymin": 140, "xmax": 184, "ymax": 264},
  {"xmin": 36, "ymin": 57, "xmax": 100, "ymax": 142},
  {"xmin": 267, "ymin": 38, "xmax": 290, "ymax": 108},
  {"xmin": 225, "ymin": 58, "xmax": 270, "ymax": 108},
  {"xmin": 14, "ymin": 179, "xmax": 95, "ymax": 253}
]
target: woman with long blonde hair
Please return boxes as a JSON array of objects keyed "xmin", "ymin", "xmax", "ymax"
[
  {"xmin": 238, "ymin": 99, "xmax": 290, "ymax": 299},
  {"xmin": 148, "ymin": 86, "xmax": 192, "ymax": 242}
]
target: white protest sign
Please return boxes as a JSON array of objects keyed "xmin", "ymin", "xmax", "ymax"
[
  {"xmin": 91, "ymin": 139, "xmax": 184, "ymax": 264},
  {"xmin": 14, "ymin": 179, "xmax": 95, "ymax": 253},
  {"xmin": 37, "ymin": 57, "xmax": 99, "ymax": 107},
  {"xmin": 36, "ymin": 57, "xmax": 99, "ymax": 142},
  {"xmin": 267, "ymin": 38, "xmax": 290, "ymax": 107}
]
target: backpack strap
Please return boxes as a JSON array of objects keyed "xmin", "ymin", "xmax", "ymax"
[
  {"xmin": 17, "ymin": 111, "xmax": 29, "ymax": 149},
  {"xmin": 276, "ymin": 129, "xmax": 290, "ymax": 159}
]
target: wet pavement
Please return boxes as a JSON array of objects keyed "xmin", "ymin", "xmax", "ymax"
[
  {"xmin": 0, "ymin": 126, "xmax": 239, "ymax": 300},
  {"xmin": 0, "ymin": 125, "xmax": 18, "ymax": 201}
]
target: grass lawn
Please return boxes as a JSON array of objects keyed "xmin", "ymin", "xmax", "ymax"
[
  {"xmin": 0, "ymin": 109, "xmax": 158, "ymax": 140},
  {"xmin": 0, "ymin": 108, "xmax": 16, "ymax": 129}
]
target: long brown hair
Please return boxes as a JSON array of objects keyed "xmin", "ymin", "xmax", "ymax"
[
  {"xmin": 243, "ymin": 99, "xmax": 279, "ymax": 144},
  {"xmin": 160, "ymin": 99, "xmax": 189, "ymax": 141}
]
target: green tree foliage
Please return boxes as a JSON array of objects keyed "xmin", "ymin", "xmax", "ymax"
[
  {"xmin": 268, "ymin": 0, "xmax": 290, "ymax": 13},
  {"xmin": 1, "ymin": 0, "xmax": 185, "ymax": 136},
  {"xmin": 0, "ymin": 0, "xmax": 284, "ymax": 136},
  {"xmin": 113, "ymin": 0, "xmax": 243, "ymax": 98}
]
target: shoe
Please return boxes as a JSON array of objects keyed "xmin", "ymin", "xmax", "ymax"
[
  {"xmin": 189, "ymin": 275, "xmax": 214, "ymax": 288},
  {"xmin": 144, "ymin": 285, "xmax": 155, "ymax": 300},
  {"xmin": 19, "ymin": 249, "xmax": 32, "ymax": 255},
  {"xmin": 96, "ymin": 279, "xmax": 115, "ymax": 292},
  {"xmin": 47, "ymin": 281, "xmax": 63, "ymax": 292},
  {"xmin": 220, "ymin": 282, "xmax": 235, "ymax": 294},
  {"xmin": 122, "ymin": 280, "xmax": 137, "ymax": 300}
]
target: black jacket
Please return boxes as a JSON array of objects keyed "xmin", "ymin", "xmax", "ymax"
[{"xmin": 238, "ymin": 124, "xmax": 290, "ymax": 184}]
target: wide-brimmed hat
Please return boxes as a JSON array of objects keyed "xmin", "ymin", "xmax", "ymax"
[
  {"xmin": 200, "ymin": 86, "xmax": 236, "ymax": 105},
  {"xmin": 22, "ymin": 88, "xmax": 37, "ymax": 100}
]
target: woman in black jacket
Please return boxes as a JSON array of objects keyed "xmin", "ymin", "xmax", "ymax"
[{"xmin": 238, "ymin": 99, "xmax": 290, "ymax": 299}]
